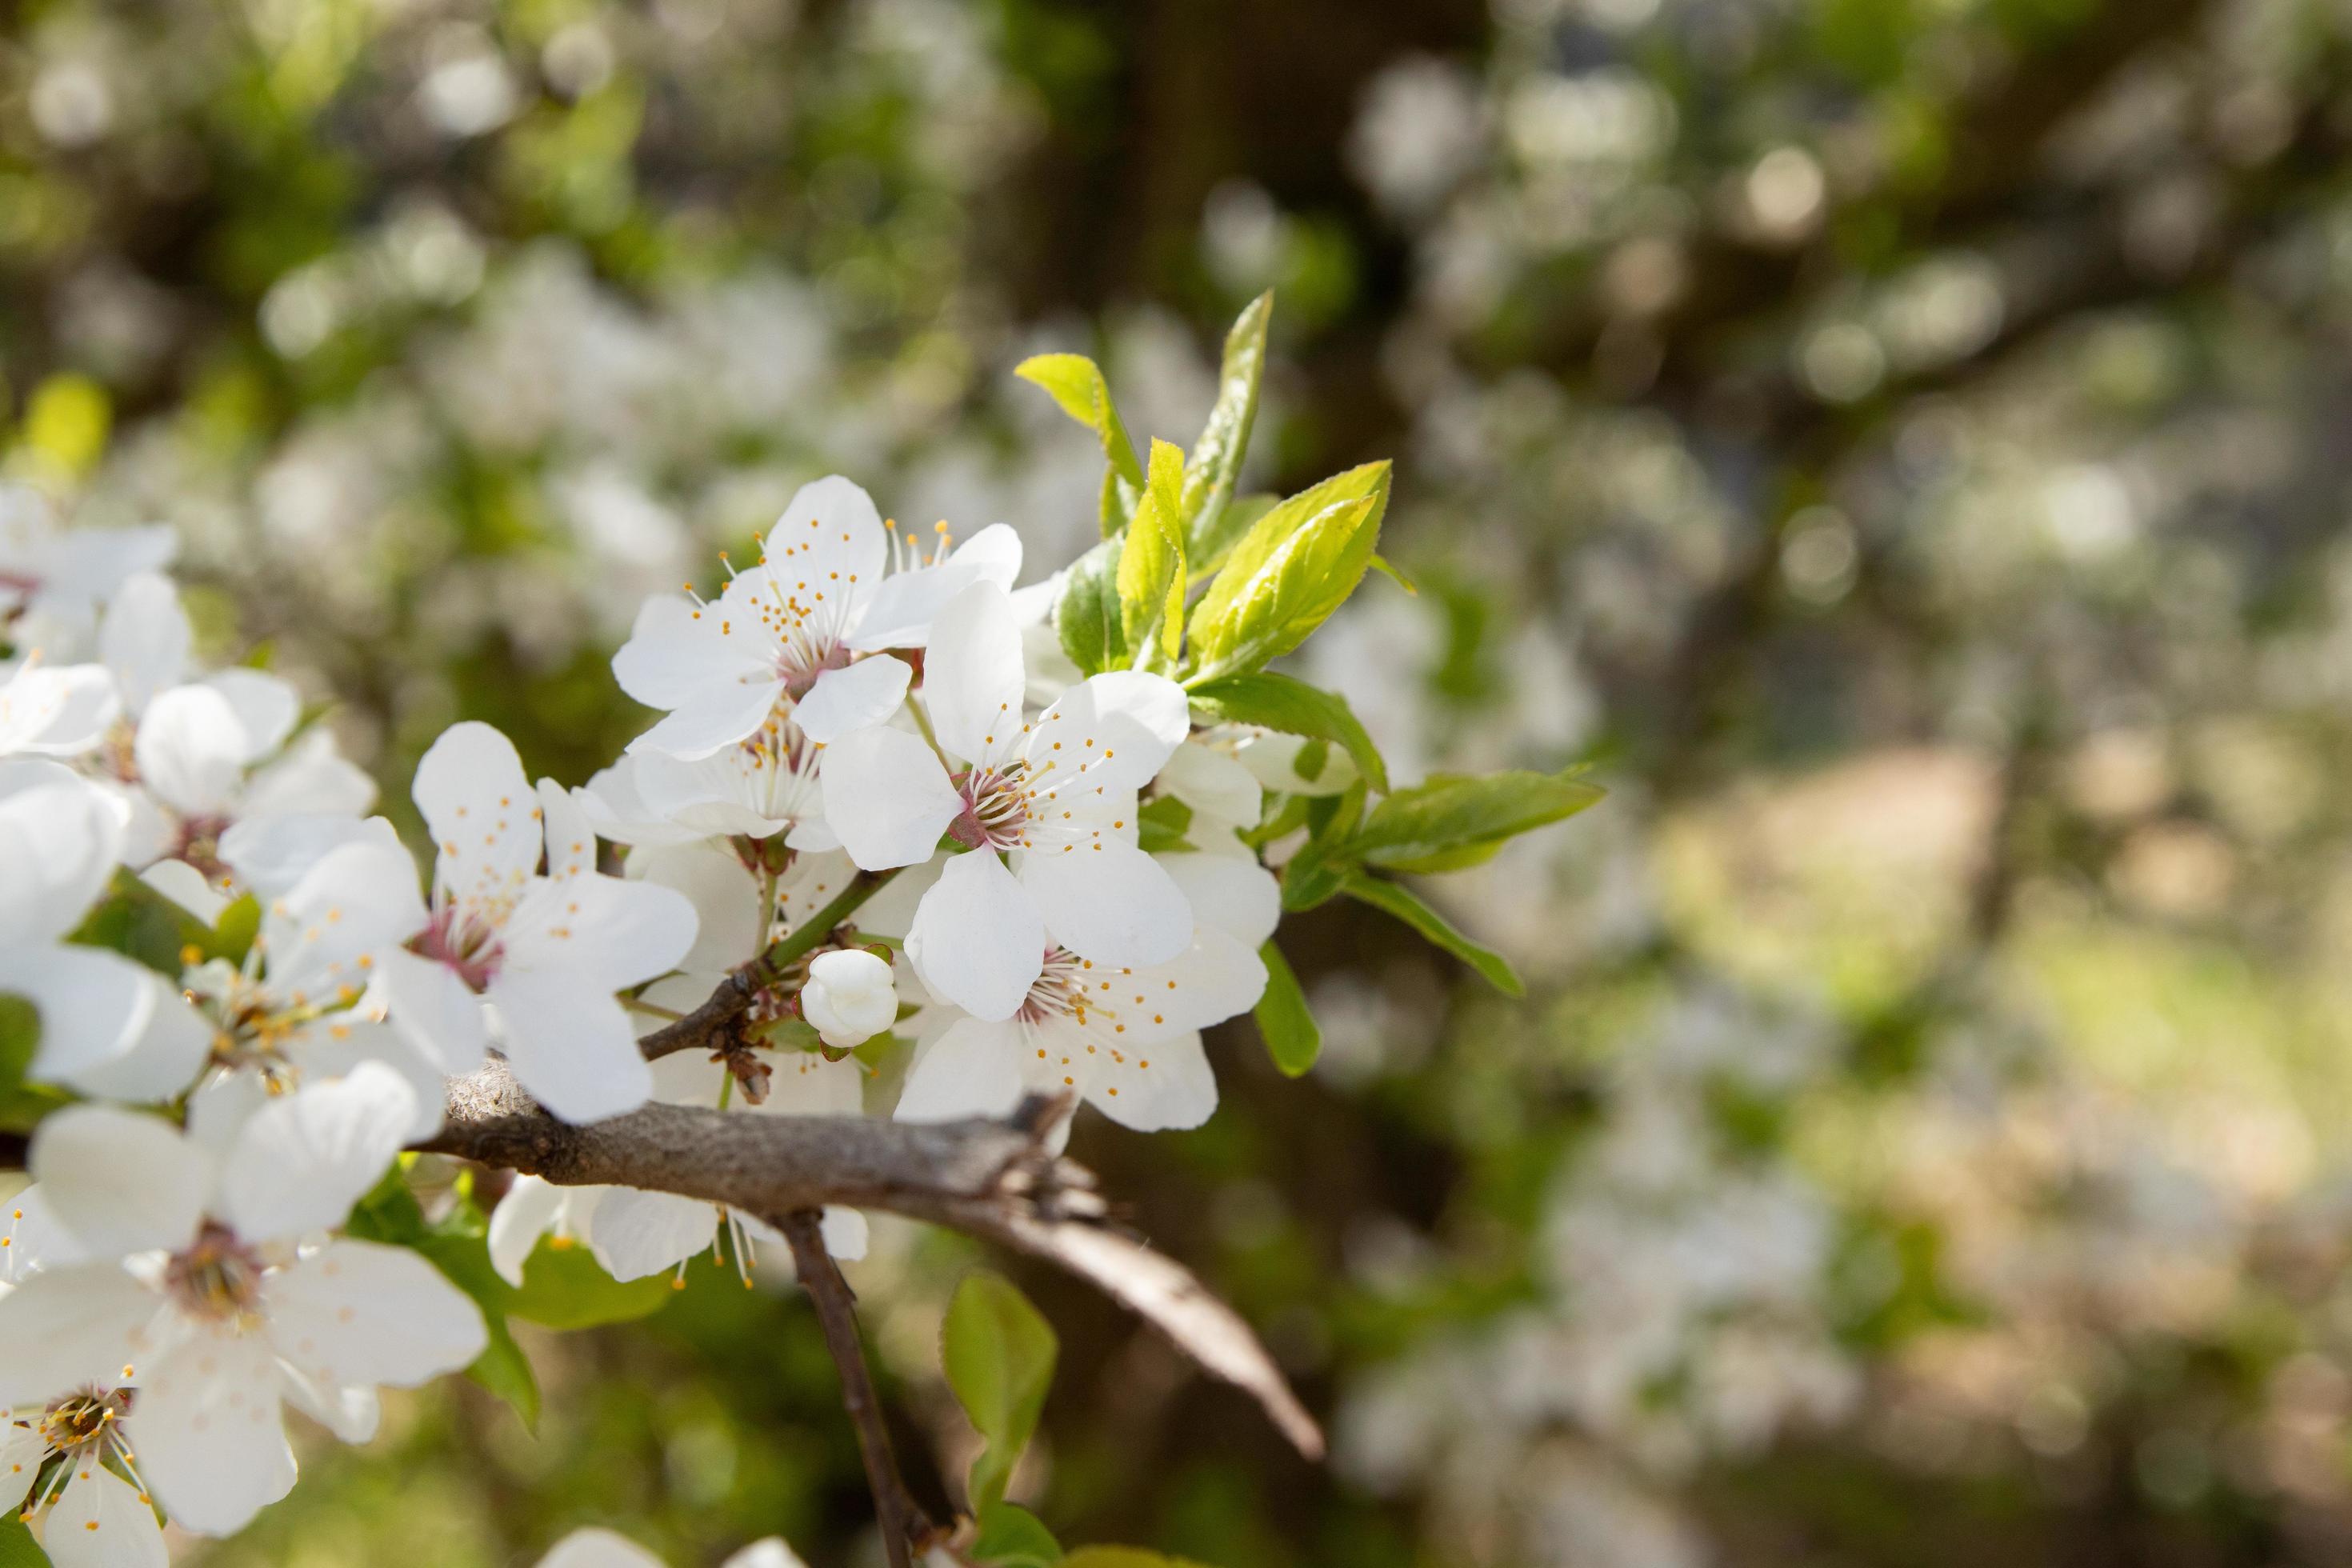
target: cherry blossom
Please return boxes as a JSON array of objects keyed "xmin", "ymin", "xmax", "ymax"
[
  {"xmin": 0, "ymin": 1066, "xmax": 488, "ymax": 1536},
  {"xmin": 382, "ymin": 721, "xmax": 698, "ymax": 1122},
  {"xmin": 610, "ymin": 475, "xmax": 1018, "ymax": 758},
  {"xmin": 0, "ymin": 761, "xmax": 190, "ymax": 1097},
  {"xmin": 0, "ymin": 1382, "xmax": 166, "ymax": 1568},
  {"xmin": 823, "ymin": 580, "xmax": 1195, "ymax": 1019},
  {"xmin": 800, "ymin": 947, "xmax": 898, "ymax": 1050}
]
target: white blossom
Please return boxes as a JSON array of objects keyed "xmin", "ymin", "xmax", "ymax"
[
  {"xmin": 0, "ymin": 1066, "xmax": 487, "ymax": 1536},
  {"xmin": 800, "ymin": 947, "xmax": 897, "ymax": 1050},
  {"xmin": 824, "ymin": 581, "xmax": 1195, "ymax": 1019}
]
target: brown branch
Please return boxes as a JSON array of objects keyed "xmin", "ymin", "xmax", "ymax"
[
  {"xmin": 635, "ymin": 871, "xmax": 890, "ymax": 1062},
  {"xmin": 418, "ymin": 1058, "xmax": 1326, "ymax": 1459},
  {"xmin": 778, "ymin": 1210, "xmax": 935, "ymax": 1568}
]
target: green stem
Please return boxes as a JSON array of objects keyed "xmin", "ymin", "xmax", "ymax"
[{"xmin": 758, "ymin": 869, "xmax": 894, "ymax": 977}]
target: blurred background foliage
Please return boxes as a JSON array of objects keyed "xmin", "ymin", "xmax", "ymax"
[{"xmin": 6, "ymin": 0, "xmax": 2352, "ymax": 1561}]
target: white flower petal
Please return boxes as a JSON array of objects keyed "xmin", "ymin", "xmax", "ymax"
[
  {"xmin": 0, "ymin": 764, "xmax": 126, "ymax": 944},
  {"xmin": 589, "ymin": 1187, "xmax": 717, "ymax": 1281},
  {"xmin": 0, "ymin": 1420, "xmax": 46, "ymax": 1514},
  {"xmin": 906, "ymin": 851, "xmax": 1043, "ymax": 1022},
  {"xmin": 0, "ymin": 664, "xmax": 118, "ymax": 757},
  {"xmin": 134, "ymin": 1326, "xmax": 297, "ymax": 1536},
  {"xmin": 630, "ymin": 842, "xmax": 764, "ymax": 974},
  {"xmin": 819, "ymin": 724, "xmax": 962, "ymax": 871},
  {"xmin": 761, "ymin": 475, "xmax": 888, "ymax": 596},
  {"xmin": 61, "ymin": 976, "xmax": 210, "ymax": 1103},
  {"xmin": 490, "ymin": 969, "xmax": 652, "ymax": 1124},
  {"xmin": 132, "ymin": 685, "xmax": 248, "ymax": 816},
  {"xmin": 894, "ymin": 1018, "xmax": 1026, "ymax": 1123},
  {"xmin": 276, "ymin": 1362, "xmax": 381, "ymax": 1443},
  {"xmin": 98, "ymin": 569, "xmax": 190, "ymax": 713},
  {"xmin": 45, "ymin": 1453, "xmax": 168, "ymax": 1568},
  {"xmin": 611, "ymin": 594, "xmax": 773, "ymax": 712},
  {"xmin": 202, "ymin": 669, "xmax": 301, "ymax": 758},
  {"xmin": 261, "ymin": 839, "xmax": 428, "ymax": 1006},
  {"xmin": 264, "ymin": 1238, "xmax": 487, "ymax": 1388},
  {"xmin": 218, "ymin": 813, "xmax": 397, "ymax": 898},
  {"xmin": 1160, "ymin": 852, "xmax": 1282, "ymax": 948},
  {"xmin": 217, "ymin": 1062, "xmax": 418, "ymax": 1243},
  {"xmin": 377, "ymin": 946, "xmax": 490, "ymax": 1077},
  {"xmin": 413, "ymin": 722, "xmax": 542, "ymax": 918},
  {"xmin": 846, "ymin": 522, "xmax": 1023, "ymax": 651},
  {"xmin": 141, "ymin": 858, "xmax": 229, "ymax": 924},
  {"xmin": 1022, "ymin": 838, "xmax": 1192, "ymax": 968},
  {"xmin": 792, "ymin": 654, "xmax": 911, "ymax": 744},
  {"xmin": 1156, "ymin": 740, "xmax": 1263, "ymax": 833},
  {"xmin": 626, "ymin": 679, "xmax": 787, "ymax": 763},
  {"xmin": 818, "ymin": 1206, "xmax": 868, "ymax": 1262},
  {"xmin": 487, "ymin": 1175, "xmax": 578, "ymax": 1288},
  {"xmin": 237, "ymin": 729, "xmax": 376, "ymax": 822},
  {"xmin": 720, "ymin": 1540, "xmax": 810, "ymax": 1568},
  {"xmin": 0, "ymin": 944, "xmax": 159, "ymax": 1087},
  {"xmin": 922, "ymin": 582, "xmax": 1026, "ymax": 767},
  {"xmin": 31, "ymin": 1105, "xmax": 210, "ymax": 1258},
  {"xmin": 0, "ymin": 1265, "xmax": 164, "ymax": 1408},
  {"xmin": 1087, "ymin": 1027, "xmax": 1217, "ymax": 1131},
  {"xmin": 1025, "ymin": 670, "xmax": 1189, "ymax": 800},
  {"xmin": 502, "ymin": 873, "xmax": 698, "ymax": 990},
  {"xmin": 538, "ymin": 1528, "xmax": 669, "ymax": 1568}
]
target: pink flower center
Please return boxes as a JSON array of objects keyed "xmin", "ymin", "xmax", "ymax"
[
  {"xmin": 411, "ymin": 905, "xmax": 506, "ymax": 991},
  {"xmin": 166, "ymin": 1223, "xmax": 267, "ymax": 1324},
  {"xmin": 950, "ymin": 762, "xmax": 1030, "ymax": 850}
]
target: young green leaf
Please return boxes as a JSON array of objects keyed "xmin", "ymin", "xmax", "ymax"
[
  {"xmin": 1186, "ymin": 462, "xmax": 1390, "ymax": 678},
  {"xmin": 1187, "ymin": 492, "xmax": 1278, "ymax": 582},
  {"xmin": 0, "ymin": 1512, "xmax": 54, "ymax": 1566},
  {"xmin": 0, "ymin": 994, "xmax": 37, "ymax": 1101},
  {"xmin": 972, "ymin": 1502, "xmax": 1065, "ymax": 1567},
  {"xmin": 943, "ymin": 1271, "xmax": 1059, "ymax": 1512},
  {"xmin": 1055, "ymin": 536, "xmax": 1130, "ymax": 677},
  {"xmin": 1179, "ymin": 291, "xmax": 1272, "ymax": 550},
  {"xmin": 1015, "ymin": 354, "xmax": 1145, "ymax": 537},
  {"xmin": 1351, "ymin": 769, "xmax": 1604, "ymax": 870},
  {"xmin": 1135, "ymin": 792, "xmax": 1196, "ymax": 854},
  {"xmin": 1117, "ymin": 438, "xmax": 1190, "ymax": 662},
  {"xmin": 1184, "ymin": 670, "xmax": 1390, "ymax": 794},
  {"xmin": 1340, "ymin": 872, "xmax": 1523, "ymax": 997},
  {"xmin": 1254, "ymin": 941, "xmax": 1321, "ymax": 1076},
  {"xmin": 212, "ymin": 893, "xmax": 262, "ymax": 966},
  {"xmin": 69, "ymin": 869, "xmax": 223, "ymax": 976}
]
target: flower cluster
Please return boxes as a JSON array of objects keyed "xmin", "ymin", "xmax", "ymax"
[{"xmin": 0, "ymin": 293, "xmax": 1597, "ymax": 1558}]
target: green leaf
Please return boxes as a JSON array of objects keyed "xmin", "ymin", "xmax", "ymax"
[
  {"xmin": 1254, "ymin": 942, "xmax": 1320, "ymax": 1077},
  {"xmin": 972, "ymin": 1502, "xmax": 1065, "ymax": 1567},
  {"xmin": 466, "ymin": 1328, "xmax": 542, "ymax": 1431},
  {"xmin": 68, "ymin": 870, "xmax": 218, "ymax": 976},
  {"xmin": 1187, "ymin": 493, "xmax": 1277, "ymax": 582},
  {"xmin": 506, "ymin": 1238, "xmax": 678, "ymax": 1330},
  {"xmin": 211, "ymin": 893, "xmax": 262, "ymax": 966},
  {"xmin": 0, "ymin": 1512, "xmax": 54, "ymax": 1566},
  {"xmin": 1060, "ymin": 1548, "xmax": 1214, "ymax": 1568},
  {"xmin": 0, "ymin": 994, "xmax": 38, "ymax": 1102},
  {"xmin": 1179, "ymin": 291, "xmax": 1272, "ymax": 552},
  {"xmin": 1340, "ymin": 872, "xmax": 1523, "ymax": 997},
  {"xmin": 1366, "ymin": 552, "xmax": 1418, "ymax": 594},
  {"xmin": 1055, "ymin": 537, "xmax": 1130, "ymax": 678},
  {"xmin": 1351, "ymin": 769, "xmax": 1604, "ymax": 870},
  {"xmin": 1185, "ymin": 670, "xmax": 1390, "ymax": 794},
  {"xmin": 1016, "ymin": 354, "xmax": 1144, "ymax": 537},
  {"xmin": 1278, "ymin": 782, "xmax": 1366, "ymax": 911},
  {"xmin": 1117, "ymin": 439, "xmax": 1189, "ymax": 663},
  {"xmin": 1186, "ymin": 462, "xmax": 1390, "ymax": 679},
  {"xmin": 942, "ymin": 1271, "xmax": 1058, "ymax": 1512},
  {"xmin": 1135, "ymin": 793, "xmax": 1196, "ymax": 854}
]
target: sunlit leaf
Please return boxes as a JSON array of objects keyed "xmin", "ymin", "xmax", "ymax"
[
  {"xmin": 1016, "ymin": 353, "xmax": 1144, "ymax": 537},
  {"xmin": 1118, "ymin": 439, "xmax": 1189, "ymax": 663},
  {"xmin": 1350, "ymin": 769, "xmax": 1603, "ymax": 870},
  {"xmin": 1254, "ymin": 942, "xmax": 1320, "ymax": 1077},
  {"xmin": 1179, "ymin": 291, "xmax": 1272, "ymax": 552},
  {"xmin": 1186, "ymin": 462, "xmax": 1390, "ymax": 678},
  {"xmin": 1340, "ymin": 872, "xmax": 1522, "ymax": 997},
  {"xmin": 942, "ymin": 1271, "xmax": 1058, "ymax": 1512},
  {"xmin": 1055, "ymin": 537, "xmax": 1130, "ymax": 677},
  {"xmin": 1185, "ymin": 670, "xmax": 1390, "ymax": 794}
]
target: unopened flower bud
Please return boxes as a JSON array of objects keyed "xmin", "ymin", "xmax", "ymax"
[{"xmin": 801, "ymin": 949, "xmax": 896, "ymax": 1050}]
